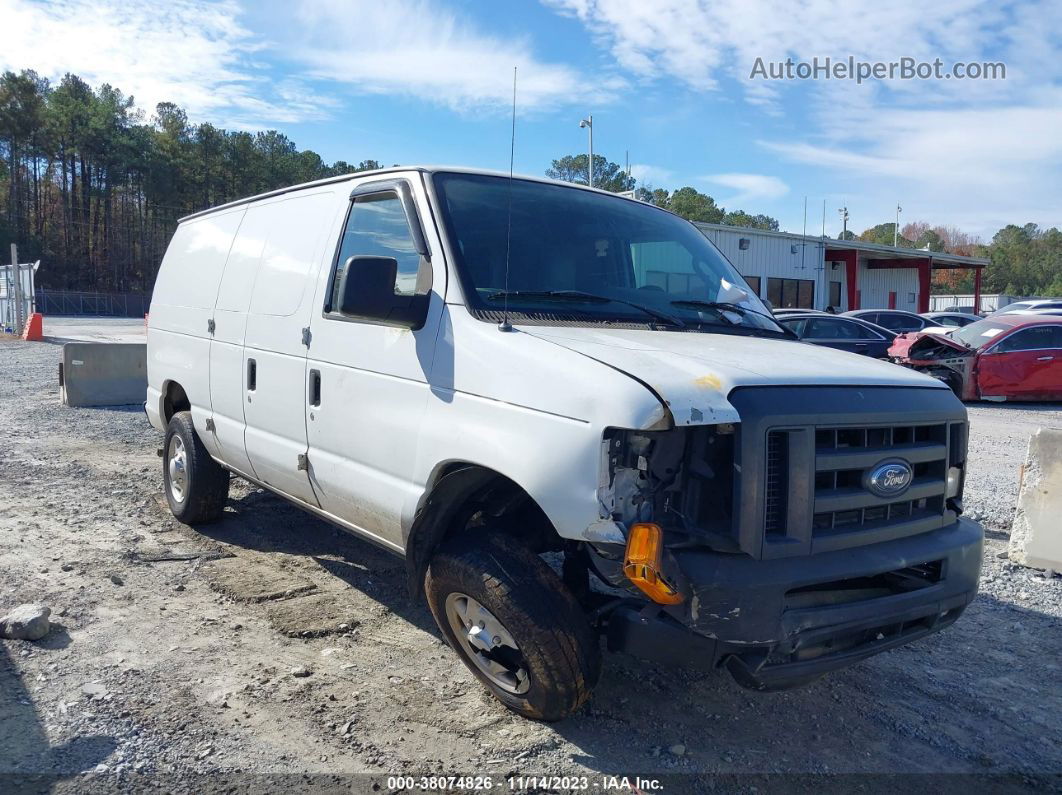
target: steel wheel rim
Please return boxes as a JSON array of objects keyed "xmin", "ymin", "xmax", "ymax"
[
  {"xmin": 444, "ymin": 592, "xmax": 530, "ymax": 695},
  {"xmin": 167, "ymin": 435, "xmax": 188, "ymax": 503}
]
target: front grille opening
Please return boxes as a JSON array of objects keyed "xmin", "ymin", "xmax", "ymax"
[
  {"xmin": 784, "ymin": 560, "xmax": 944, "ymax": 610},
  {"xmin": 835, "ymin": 468, "xmax": 862, "ymax": 488},
  {"xmin": 837, "ymin": 428, "xmax": 864, "ymax": 448},
  {"xmin": 813, "ymin": 496, "xmax": 931, "ymax": 533},
  {"xmin": 764, "ymin": 431, "xmax": 789, "ymax": 537},
  {"xmin": 815, "ymin": 422, "xmax": 948, "ymax": 451}
]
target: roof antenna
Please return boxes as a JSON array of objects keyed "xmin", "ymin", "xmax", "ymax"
[{"xmin": 499, "ymin": 66, "xmax": 517, "ymax": 332}]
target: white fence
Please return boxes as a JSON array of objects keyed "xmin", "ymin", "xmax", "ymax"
[{"xmin": 928, "ymin": 293, "xmax": 1034, "ymax": 313}]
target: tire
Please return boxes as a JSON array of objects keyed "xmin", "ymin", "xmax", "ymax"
[
  {"xmin": 425, "ymin": 532, "xmax": 601, "ymax": 721},
  {"xmin": 163, "ymin": 411, "xmax": 229, "ymax": 524}
]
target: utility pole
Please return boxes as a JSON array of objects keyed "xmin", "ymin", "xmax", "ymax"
[
  {"xmin": 838, "ymin": 205, "xmax": 849, "ymax": 239},
  {"xmin": 579, "ymin": 114, "xmax": 593, "ymax": 187},
  {"xmin": 894, "ymin": 203, "xmax": 902, "ymax": 246}
]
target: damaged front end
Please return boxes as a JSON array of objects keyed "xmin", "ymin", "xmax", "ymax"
[
  {"xmin": 584, "ymin": 386, "xmax": 983, "ymax": 691},
  {"xmin": 891, "ymin": 333, "xmax": 975, "ymax": 398}
]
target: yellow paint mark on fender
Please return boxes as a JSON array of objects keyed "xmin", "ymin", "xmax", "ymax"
[{"xmin": 693, "ymin": 374, "xmax": 722, "ymax": 390}]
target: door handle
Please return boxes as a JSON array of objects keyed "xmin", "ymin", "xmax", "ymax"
[
  {"xmin": 246, "ymin": 358, "xmax": 256, "ymax": 390},
  {"xmin": 1037, "ymin": 356, "xmax": 1054, "ymax": 361},
  {"xmin": 309, "ymin": 369, "xmax": 321, "ymax": 407}
]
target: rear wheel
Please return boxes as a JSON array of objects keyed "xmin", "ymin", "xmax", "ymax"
[
  {"xmin": 163, "ymin": 411, "xmax": 229, "ymax": 524},
  {"xmin": 425, "ymin": 532, "xmax": 600, "ymax": 721}
]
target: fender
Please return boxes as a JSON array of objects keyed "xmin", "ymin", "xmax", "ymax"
[{"xmin": 403, "ymin": 465, "xmax": 499, "ymax": 598}]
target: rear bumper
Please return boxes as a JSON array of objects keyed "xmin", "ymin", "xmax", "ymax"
[{"xmin": 605, "ymin": 517, "xmax": 983, "ymax": 689}]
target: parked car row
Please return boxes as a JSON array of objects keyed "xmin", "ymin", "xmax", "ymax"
[{"xmin": 773, "ymin": 305, "xmax": 1062, "ymax": 401}]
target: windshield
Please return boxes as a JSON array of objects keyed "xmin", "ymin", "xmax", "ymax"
[
  {"xmin": 432, "ymin": 172, "xmax": 783, "ymax": 334},
  {"xmin": 951, "ymin": 319, "xmax": 1014, "ymax": 348}
]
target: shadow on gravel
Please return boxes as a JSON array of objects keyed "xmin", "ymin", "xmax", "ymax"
[
  {"xmin": 552, "ymin": 588, "xmax": 1062, "ymax": 778},
  {"xmin": 32, "ymin": 625, "xmax": 72, "ymax": 651},
  {"xmin": 0, "ymin": 641, "xmax": 117, "ymax": 786},
  {"xmin": 181, "ymin": 487, "xmax": 1062, "ymax": 777},
  {"xmin": 192, "ymin": 488, "xmax": 439, "ymax": 635}
]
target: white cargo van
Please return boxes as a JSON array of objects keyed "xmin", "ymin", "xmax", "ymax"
[{"xmin": 147, "ymin": 168, "xmax": 983, "ymax": 720}]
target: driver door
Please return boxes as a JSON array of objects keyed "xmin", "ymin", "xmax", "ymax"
[
  {"xmin": 303, "ymin": 175, "xmax": 445, "ymax": 548},
  {"xmin": 977, "ymin": 326, "xmax": 1062, "ymax": 399}
]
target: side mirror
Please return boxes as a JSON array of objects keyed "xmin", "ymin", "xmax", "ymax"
[{"xmin": 335, "ymin": 256, "xmax": 429, "ymax": 330}]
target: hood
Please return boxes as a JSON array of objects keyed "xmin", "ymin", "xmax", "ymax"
[
  {"xmin": 888, "ymin": 330, "xmax": 928, "ymax": 358},
  {"xmin": 519, "ymin": 325, "xmax": 946, "ymax": 427},
  {"xmin": 899, "ymin": 332, "xmax": 973, "ymax": 362}
]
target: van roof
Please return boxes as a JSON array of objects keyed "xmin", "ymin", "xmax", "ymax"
[{"xmin": 178, "ymin": 166, "xmax": 632, "ymax": 223}]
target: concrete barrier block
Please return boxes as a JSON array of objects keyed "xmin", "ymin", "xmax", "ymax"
[
  {"xmin": 1009, "ymin": 428, "xmax": 1062, "ymax": 571},
  {"xmin": 59, "ymin": 342, "xmax": 147, "ymax": 408}
]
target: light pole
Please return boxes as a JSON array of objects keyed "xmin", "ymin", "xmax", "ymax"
[
  {"xmin": 579, "ymin": 114, "xmax": 593, "ymax": 187},
  {"xmin": 894, "ymin": 203, "xmax": 902, "ymax": 247}
]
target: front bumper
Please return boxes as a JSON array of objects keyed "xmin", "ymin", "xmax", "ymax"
[{"xmin": 605, "ymin": 517, "xmax": 983, "ymax": 689}]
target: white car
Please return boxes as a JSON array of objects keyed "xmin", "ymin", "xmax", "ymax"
[
  {"xmin": 147, "ymin": 167, "xmax": 983, "ymax": 719},
  {"xmin": 991, "ymin": 299, "xmax": 1062, "ymax": 316}
]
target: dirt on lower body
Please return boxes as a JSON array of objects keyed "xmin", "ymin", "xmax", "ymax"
[{"xmin": 1, "ymin": 338, "xmax": 1061, "ymax": 791}]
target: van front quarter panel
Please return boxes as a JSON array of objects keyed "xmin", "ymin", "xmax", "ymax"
[{"xmin": 407, "ymin": 306, "xmax": 670, "ymax": 543}]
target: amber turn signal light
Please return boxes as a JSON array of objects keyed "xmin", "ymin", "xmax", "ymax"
[{"xmin": 623, "ymin": 522, "xmax": 684, "ymax": 605}]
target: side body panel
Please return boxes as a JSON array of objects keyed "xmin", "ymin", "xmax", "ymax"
[
  {"xmin": 241, "ymin": 190, "xmax": 342, "ymax": 506},
  {"xmin": 977, "ymin": 348, "xmax": 1062, "ymax": 400},
  {"xmin": 147, "ymin": 208, "xmax": 245, "ymax": 443},
  {"xmin": 208, "ymin": 206, "xmax": 262, "ymax": 475}
]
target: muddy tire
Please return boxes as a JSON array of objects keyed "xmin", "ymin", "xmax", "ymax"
[
  {"xmin": 425, "ymin": 532, "xmax": 601, "ymax": 721},
  {"xmin": 163, "ymin": 411, "xmax": 229, "ymax": 524}
]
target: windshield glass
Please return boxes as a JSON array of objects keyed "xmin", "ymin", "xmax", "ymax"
[
  {"xmin": 951, "ymin": 319, "xmax": 1013, "ymax": 348},
  {"xmin": 432, "ymin": 172, "xmax": 783, "ymax": 334}
]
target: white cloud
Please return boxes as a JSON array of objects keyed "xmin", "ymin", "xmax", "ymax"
[
  {"xmin": 547, "ymin": 0, "xmax": 1062, "ymax": 236},
  {"xmin": 287, "ymin": 0, "xmax": 620, "ymax": 112},
  {"xmin": 703, "ymin": 173, "xmax": 788, "ymax": 204},
  {"xmin": 629, "ymin": 163, "xmax": 672, "ymax": 186},
  {"xmin": 545, "ymin": 0, "xmax": 1032, "ymax": 105},
  {"xmin": 0, "ymin": 0, "xmax": 338, "ymax": 127}
]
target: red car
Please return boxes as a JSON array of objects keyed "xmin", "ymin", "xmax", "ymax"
[{"xmin": 889, "ymin": 315, "xmax": 1062, "ymax": 401}]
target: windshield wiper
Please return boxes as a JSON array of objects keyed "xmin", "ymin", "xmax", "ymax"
[
  {"xmin": 486, "ymin": 290, "xmax": 686, "ymax": 329},
  {"xmin": 670, "ymin": 299, "xmax": 794, "ymax": 337}
]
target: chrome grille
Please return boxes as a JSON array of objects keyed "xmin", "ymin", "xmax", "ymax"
[{"xmin": 810, "ymin": 422, "xmax": 948, "ymax": 544}]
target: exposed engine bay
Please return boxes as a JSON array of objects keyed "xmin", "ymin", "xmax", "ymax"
[
  {"xmin": 598, "ymin": 425, "xmax": 737, "ymax": 547},
  {"xmin": 892, "ymin": 333, "xmax": 974, "ymax": 396}
]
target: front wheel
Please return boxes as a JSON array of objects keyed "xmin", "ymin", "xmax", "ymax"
[
  {"xmin": 163, "ymin": 411, "xmax": 229, "ymax": 524},
  {"xmin": 425, "ymin": 532, "xmax": 600, "ymax": 721}
]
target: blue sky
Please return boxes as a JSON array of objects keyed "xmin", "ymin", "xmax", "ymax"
[{"xmin": 3, "ymin": 0, "xmax": 1061, "ymax": 239}]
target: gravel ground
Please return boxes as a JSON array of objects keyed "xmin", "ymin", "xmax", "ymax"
[{"xmin": 1, "ymin": 333, "xmax": 1061, "ymax": 792}]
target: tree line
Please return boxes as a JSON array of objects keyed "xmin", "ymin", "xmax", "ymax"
[
  {"xmin": 0, "ymin": 70, "xmax": 380, "ymax": 293},
  {"xmin": 2, "ymin": 69, "xmax": 1058, "ymax": 298},
  {"xmin": 546, "ymin": 153, "xmax": 780, "ymax": 230},
  {"xmin": 852, "ymin": 220, "xmax": 1062, "ymax": 296}
]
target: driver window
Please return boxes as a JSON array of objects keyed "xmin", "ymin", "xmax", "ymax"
[
  {"xmin": 329, "ymin": 192, "xmax": 424, "ymax": 312},
  {"xmin": 994, "ymin": 326, "xmax": 1062, "ymax": 352}
]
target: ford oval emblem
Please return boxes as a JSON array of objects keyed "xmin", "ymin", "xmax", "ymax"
[{"xmin": 865, "ymin": 459, "xmax": 914, "ymax": 498}]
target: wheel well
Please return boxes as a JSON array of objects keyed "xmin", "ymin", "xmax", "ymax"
[
  {"xmin": 405, "ymin": 464, "xmax": 562, "ymax": 598},
  {"xmin": 162, "ymin": 381, "xmax": 190, "ymax": 424}
]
